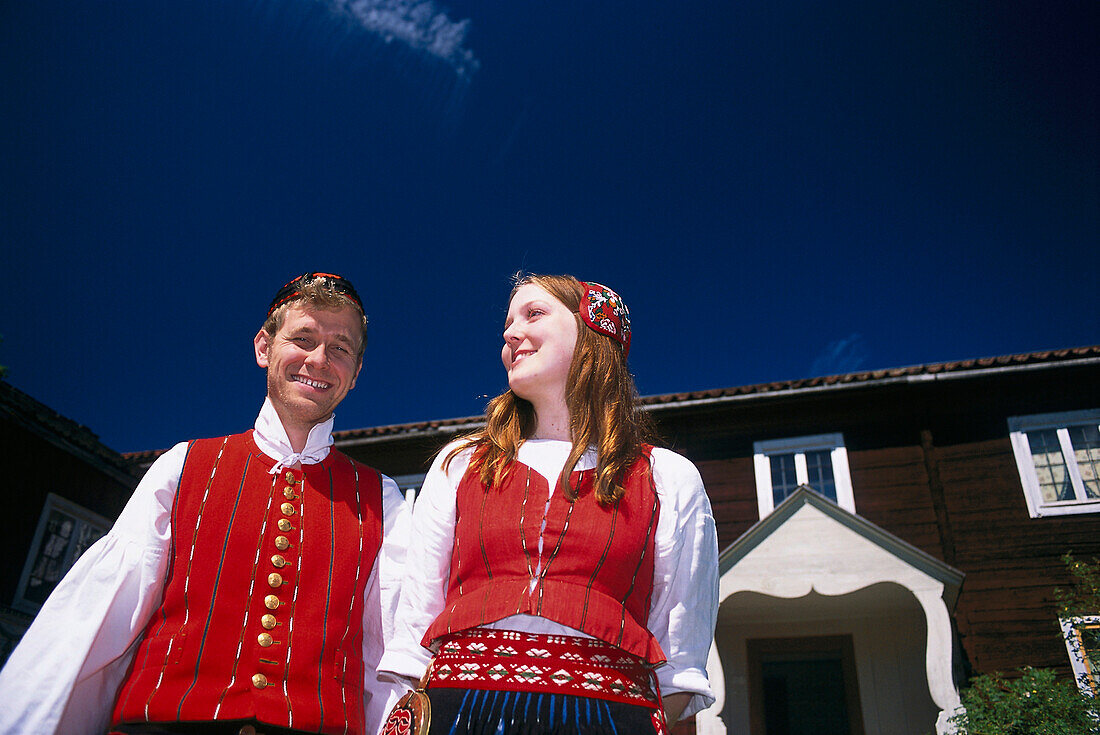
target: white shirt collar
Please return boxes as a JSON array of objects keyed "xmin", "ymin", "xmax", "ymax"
[{"xmin": 253, "ymin": 397, "xmax": 335, "ymax": 474}]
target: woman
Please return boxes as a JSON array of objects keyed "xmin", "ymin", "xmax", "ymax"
[{"xmin": 380, "ymin": 275, "xmax": 718, "ymax": 734}]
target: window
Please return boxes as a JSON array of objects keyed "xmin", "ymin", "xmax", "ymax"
[
  {"xmin": 391, "ymin": 473, "xmax": 426, "ymax": 504},
  {"xmin": 13, "ymin": 493, "xmax": 111, "ymax": 614},
  {"xmin": 1009, "ymin": 410, "xmax": 1100, "ymax": 518},
  {"xmin": 753, "ymin": 433, "xmax": 855, "ymax": 517},
  {"xmin": 1060, "ymin": 616, "xmax": 1100, "ymax": 696}
]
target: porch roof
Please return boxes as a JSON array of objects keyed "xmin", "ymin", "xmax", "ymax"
[{"xmin": 718, "ymin": 485, "xmax": 965, "ymax": 609}]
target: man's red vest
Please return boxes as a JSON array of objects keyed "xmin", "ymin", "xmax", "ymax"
[
  {"xmin": 423, "ymin": 448, "xmax": 665, "ymax": 664},
  {"xmin": 112, "ymin": 431, "xmax": 384, "ymax": 735}
]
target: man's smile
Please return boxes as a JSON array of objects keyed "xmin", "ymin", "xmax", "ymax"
[{"xmin": 291, "ymin": 375, "xmax": 332, "ymax": 390}]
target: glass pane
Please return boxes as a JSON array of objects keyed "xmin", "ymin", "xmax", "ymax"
[
  {"xmin": 804, "ymin": 450, "xmax": 837, "ymax": 501},
  {"xmin": 1028, "ymin": 429, "xmax": 1075, "ymax": 502},
  {"xmin": 770, "ymin": 453, "xmax": 799, "ymax": 506},
  {"xmin": 1069, "ymin": 424, "xmax": 1100, "ymax": 500}
]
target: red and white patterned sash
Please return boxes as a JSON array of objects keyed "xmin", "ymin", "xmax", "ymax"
[{"xmin": 426, "ymin": 628, "xmax": 661, "ymax": 710}]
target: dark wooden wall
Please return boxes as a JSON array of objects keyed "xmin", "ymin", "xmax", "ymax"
[
  {"xmin": 937, "ymin": 436, "xmax": 1100, "ymax": 675},
  {"xmin": 1, "ymin": 417, "xmax": 135, "ymax": 606},
  {"xmin": 696, "ymin": 457, "xmax": 757, "ymax": 549}
]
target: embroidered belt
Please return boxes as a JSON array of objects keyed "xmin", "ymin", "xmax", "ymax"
[{"xmin": 426, "ymin": 627, "xmax": 660, "ymax": 709}]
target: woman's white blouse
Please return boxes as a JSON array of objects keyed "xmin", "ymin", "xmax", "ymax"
[{"xmin": 379, "ymin": 439, "xmax": 719, "ymax": 719}]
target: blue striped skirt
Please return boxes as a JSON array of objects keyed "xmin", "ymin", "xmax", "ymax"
[{"xmin": 424, "ymin": 686, "xmax": 663, "ymax": 735}]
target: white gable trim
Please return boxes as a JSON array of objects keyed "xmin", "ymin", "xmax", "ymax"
[{"xmin": 698, "ymin": 491, "xmax": 963, "ymax": 735}]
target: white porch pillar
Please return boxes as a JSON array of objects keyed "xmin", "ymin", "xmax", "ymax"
[
  {"xmin": 695, "ymin": 640, "xmax": 727, "ymax": 735},
  {"xmin": 913, "ymin": 587, "xmax": 961, "ymax": 734}
]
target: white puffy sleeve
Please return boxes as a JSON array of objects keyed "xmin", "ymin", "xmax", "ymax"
[
  {"xmin": 647, "ymin": 447, "xmax": 719, "ymax": 719},
  {"xmin": 376, "ymin": 441, "xmax": 472, "ymax": 681},
  {"xmin": 360, "ymin": 474, "xmax": 413, "ymax": 733},
  {"xmin": 0, "ymin": 442, "xmax": 186, "ymax": 735}
]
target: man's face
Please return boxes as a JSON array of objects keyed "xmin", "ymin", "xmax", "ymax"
[{"xmin": 254, "ymin": 303, "xmax": 363, "ymax": 434}]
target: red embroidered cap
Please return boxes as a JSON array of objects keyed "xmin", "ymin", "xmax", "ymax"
[
  {"xmin": 579, "ymin": 281, "xmax": 631, "ymax": 358},
  {"xmin": 267, "ymin": 272, "xmax": 363, "ymax": 317}
]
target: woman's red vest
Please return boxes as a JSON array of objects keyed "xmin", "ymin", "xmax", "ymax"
[
  {"xmin": 111, "ymin": 431, "xmax": 384, "ymax": 735},
  {"xmin": 423, "ymin": 448, "xmax": 665, "ymax": 664}
]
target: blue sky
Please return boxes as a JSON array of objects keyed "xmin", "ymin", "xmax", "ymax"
[{"xmin": 1, "ymin": 0, "xmax": 1096, "ymax": 453}]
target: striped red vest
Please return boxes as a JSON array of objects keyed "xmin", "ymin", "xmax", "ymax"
[
  {"xmin": 112, "ymin": 431, "xmax": 384, "ymax": 735},
  {"xmin": 423, "ymin": 448, "xmax": 665, "ymax": 664}
]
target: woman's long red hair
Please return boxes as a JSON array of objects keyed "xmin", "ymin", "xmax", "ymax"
[{"xmin": 447, "ymin": 274, "xmax": 656, "ymax": 504}]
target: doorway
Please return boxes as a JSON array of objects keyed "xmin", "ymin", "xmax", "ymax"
[{"xmin": 746, "ymin": 635, "xmax": 865, "ymax": 735}]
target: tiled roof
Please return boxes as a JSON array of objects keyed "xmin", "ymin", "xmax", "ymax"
[
  {"xmin": 0, "ymin": 380, "xmax": 138, "ymax": 480},
  {"xmin": 124, "ymin": 447, "xmax": 165, "ymax": 464},
  {"xmin": 641, "ymin": 344, "xmax": 1100, "ymax": 408},
  {"xmin": 332, "ymin": 415, "xmax": 485, "ymax": 444},
  {"xmin": 126, "ymin": 344, "xmax": 1100, "ymax": 459}
]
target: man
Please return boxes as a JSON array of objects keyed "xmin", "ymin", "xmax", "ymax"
[{"xmin": 0, "ymin": 273, "xmax": 409, "ymax": 735}]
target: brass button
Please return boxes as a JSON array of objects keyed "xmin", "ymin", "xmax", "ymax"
[
  {"xmin": 268, "ymin": 573, "xmax": 283, "ymax": 588},
  {"xmin": 239, "ymin": 727, "xmax": 258, "ymax": 735},
  {"xmin": 280, "ymin": 502, "xmax": 295, "ymax": 516},
  {"xmin": 277, "ymin": 518, "xmax": 293, "ymax": 532},
  {"xmin": 261, "ymin": 614, "xmax": 277, "ymax": 630},
  {"xmin": 257, "ymin": 632, "xmax": 274, "ymax": 647},
  {"xmin": 283, "ymin": 487, "xmax": 298, "ymax": 500},
  {"xmin": 274, "ymin": 536, "xmax": 290, "ymax": 551},
  {"xmin": 271, "ymin": 554, "xmax": 287, "ymax": 568},
  {"xmin": 252, "ymin": 673, "xmax": 268, "ymax": 689},
  {"xmin": 285, "ymin": 471, "xmax": 297, "ymax": 485},
  {"xmin": 264, "ymin": 594, "xmax": 280, "ymax": 610}
]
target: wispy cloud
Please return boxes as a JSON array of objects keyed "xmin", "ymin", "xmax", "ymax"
[
  {"xmin": 809, "ymin": 334, "xmax": 869, "ymax": 377},
  {"xmin": 333, "ymin": 0, "xmax": 479, "ymax": 78}
]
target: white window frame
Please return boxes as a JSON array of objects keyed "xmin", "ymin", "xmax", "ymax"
[
  {"xmin": 14, "ymin": 493, "xmax": 111, "ymax": 614},
  {"xmin": 753, "ymin": 433, "xmax": 855, "ymax": 517},
  {"xmin": 1008, "ymin": 409, "xmax": 1100, "ymax": 518},
  {"xmin": 1059, "ymin": 615, "xmax": 1100, "ymax": 696},
  {"xmin": 391, "ymin": 473, "xmax": 426, "ymax": 505}
]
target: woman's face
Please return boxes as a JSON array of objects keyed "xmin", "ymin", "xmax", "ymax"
[{"xmin": 501, "ymin": 283, "xmax": 579, "ymax": 408}]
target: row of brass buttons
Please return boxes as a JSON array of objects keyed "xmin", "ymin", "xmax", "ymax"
[{"xmin": 253, "ymin": 470, "xmax": 300, "ymax": 689}]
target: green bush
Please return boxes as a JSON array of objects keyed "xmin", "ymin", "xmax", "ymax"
[
  {"xmin": 1056, "ymin": 554, "xmax": 1100, "ymax": 618},
  {"xmin": 950, "ymin": 667, "xmax": 1098, "ymax": 735}
]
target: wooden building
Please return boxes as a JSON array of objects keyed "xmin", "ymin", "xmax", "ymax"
[
  {"xmin": 22, "ymin": 345, "xmax": 1100, "ymax": 733},
  {"xmin": 0, "ymin": 381, "xmax": 138, "ymax": 665},
  {"xmin": 335, "ymin": 345, "xmax": 1100, "ymax": 735}
]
